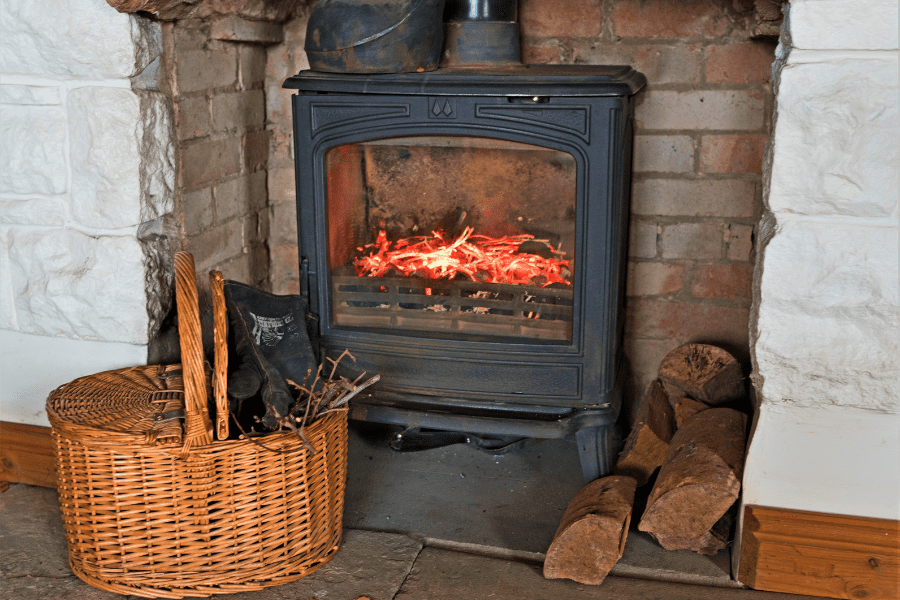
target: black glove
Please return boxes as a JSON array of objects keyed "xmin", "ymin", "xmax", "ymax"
[{"xmin": 223, "ymin": 281, "xmax": 318, "ymax": 430}]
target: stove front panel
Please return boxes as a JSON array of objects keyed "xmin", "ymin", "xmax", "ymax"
[{"xmin": 291, "ymin": 78, "xmax": 634, "ymax": 412}]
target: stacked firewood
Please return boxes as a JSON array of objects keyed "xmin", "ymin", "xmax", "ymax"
[{"xmin": 544, "ymin": 343, "xmax": 749, "ymax": 585}]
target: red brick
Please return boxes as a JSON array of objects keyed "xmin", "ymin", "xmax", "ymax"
[
  {"xmin": 175, "ymin": 46, "xmax": 238, "ymax": 95},
  {"xmin": 521, "ymin": 41, "xmax": 567, "ymax": 65},
  {"xmin": 627, "ymin": 261, "xmax": 685, "ymax": 296},
  {"xmin": 520, "ymin": 0, "xmax": 604, "ymax": 38},
  {"xmin": 240, "ymin": 45, "xmax": 268, "ymax": 90},
  {"xmin": 183, "ymin": 187, "xmax": 213, "ymax": 235},
  {"xmin": 660, "ymin": 222, "xmax": 723, "ymax": 259},
  {"xmin": 211, "ymin": 90, "xmax": 265, "ymax": 132},
  {"xmin": 175, "ymin": 96, "xmax": 210, "ymax": 141},
  {"xmin": 269, "ymin": 199, "xmax": 298, "ymax": 246},
  {"xmin": 700, "ymin": 134, "xmax": 767, "ymax": 174},
  {"xmin": 634, "ymin": 135, "xmax": 694, "ymax": 173},
  {"xmin": 706, "ymin": 42, "xmax": 776, "ymax": 84},
  {"xmin": 610, "ymin": 0, "xmax": 730, "ymax": 39},
  {"xmin": 212, "ymin": 253, "xmax": 252, "ymax": 284},
  {"xmin": 180, "ymin": 138, "xmax": 241, "ymax": 189},
  {"xmin": 622, "ymin": 336, "xmax": 682, "ymax": 421},
  {"xmin": 725, "ymin": 223, "xmax": 754, "ymax": 261},
  {"xmin": 268, "ymin": 167, "xmax": 295, "ymax": 203},
  {"xmin": 629, "ymin": 220, "xmax": 659, "ymax": 258},
  {"xmin": 270, "ymin": 244, "xmax": 300, "ymax": 294},
  {"xmin": 244, "ymin": 129, "xmax": 269, "ymax": 171},
  {"xmin": 572, "ymin": 43, "xmax": 702, "ymax": 85},
  {"xmin": 632, "ymin": 179, "xmax": 755, "ymax": 218},
  {"xmin": 625, "ymin": 298, "xmax": 750, "ymax": 348},
  {"xmin": 188, "ymin": 221, "xmax": 244, "ymax": 271},
  {"xmin": 691, "ymin": 263, "xmax": 753, "ymax": 300},
  {"xmin": 636, "ymin": 89, "xmax": 765, "ymax": 131}
]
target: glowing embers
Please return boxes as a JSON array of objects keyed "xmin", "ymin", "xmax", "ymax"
[{"xmin": 353, "ymin": 228, "xmax": 571, "ymax": 287}]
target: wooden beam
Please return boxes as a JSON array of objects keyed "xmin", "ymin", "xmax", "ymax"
[
  {"xmin": 0, "ymin": 421, "xmax": 56, "ymax": 489},
  {"xmin": 739, "ymin": 505, "xmax": 900, "ymax": 599}
]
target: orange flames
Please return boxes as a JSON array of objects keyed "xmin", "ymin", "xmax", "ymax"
[{"xmin": 354, "ymin": 227, "xmax": 571, "ymax": 287}]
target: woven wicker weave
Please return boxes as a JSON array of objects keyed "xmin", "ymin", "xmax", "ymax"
[{"xmin": 47, "ymin": 252, "xmax": 347, "ymax": 599}]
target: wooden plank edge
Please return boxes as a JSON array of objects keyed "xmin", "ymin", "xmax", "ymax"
[
  {"xmin": 0, "ymin": 421, "xmax": 56, "ymax": 489},
  {"xmin": 739, "ymin": 504, "xmax": 900, "ymax": 600}
]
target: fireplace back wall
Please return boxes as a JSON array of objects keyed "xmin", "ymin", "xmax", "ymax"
[{"xmin": 264, "ymin": 0, "xmax": 775, "ymax": 418}]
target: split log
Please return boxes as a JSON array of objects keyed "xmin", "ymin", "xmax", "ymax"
[
  {"xmin": 657, "ymin": 344, "xmax": 745, "ymax": 405},
  {"xmin": 544, "ymin": 475, "xmax": 637, "ymax": 585},
  {"xmin": 638, "ymin": 408, "xmax": 748, "ymax": 551},
  {"xmin": 614, "ymin": 380, "xmax": 674, "ymax": 486},
  {"xmin": 670, "ymin": 395, "xmax": 709, "ymax": 429},
  {"xmin": 647, "ymin": 504, "xmax": 737, "ymax": 555}
]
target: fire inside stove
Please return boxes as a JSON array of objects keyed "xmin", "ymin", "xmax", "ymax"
[
  {"xmin": 326, "ymin": 135, "xmax": 577, "ymax": 342},
  {"xmin": 354, "ymin": 228, "xmax": 571, "ymax": 287}
]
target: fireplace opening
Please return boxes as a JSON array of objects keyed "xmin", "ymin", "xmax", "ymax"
[{"xmin": 325, "ymin": 135, "xmax": 577, "ymax": 342}]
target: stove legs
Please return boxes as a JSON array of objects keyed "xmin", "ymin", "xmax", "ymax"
[{"xmin": 576, "ymin": 424, "xmax": 616, "ymax": 483}]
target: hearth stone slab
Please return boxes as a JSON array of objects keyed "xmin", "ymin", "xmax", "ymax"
[
  {"xmin": 394, "ymin": 547, "xmax": 821, "ymax": 600},
  {"xmin": 0, "ymin": 483, "xmax": 70, "ymax": 579}
]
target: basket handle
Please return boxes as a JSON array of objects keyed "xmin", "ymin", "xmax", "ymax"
[
  {"xmin": 209, "ymin": 270, "xmax": 229, "ymax": 440},
  {"xmin": 175, "ymin": 251, "xmax": 213, "ymax": 452}
]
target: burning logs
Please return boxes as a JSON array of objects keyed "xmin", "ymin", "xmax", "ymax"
[
  {"xmin": 354, "ymin": 228, "xmax": 572, "ymax": 287},
  {"xmin": 637, "ymin": 408, "xmax": 749, "ymax": 554},
  {"xmin": 543, "ymin": 476, "xmax": 637, "ymax": 585}
]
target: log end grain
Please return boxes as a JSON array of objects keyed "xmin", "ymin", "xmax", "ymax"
[
  {"xmin": 544, "ymin": 475, "xmax": 637, "ymax": 585},
  {"xmin": 658, "ymin": 344, "xmax": 745, "ymax": 406},
  {"xmin": 638, "ymin": 408, "xmax": 748, "ymax": 542}
]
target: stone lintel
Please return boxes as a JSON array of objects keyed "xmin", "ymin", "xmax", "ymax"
[
  {"xmin": 209, "ymin": 16, "xmax": 284, "ymax": 45},
  {"xmin": 106, "ymin": 0, "xmax": 298, "ymax": 23}
]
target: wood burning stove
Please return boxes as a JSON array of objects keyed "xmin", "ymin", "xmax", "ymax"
[{"xmin": 284, "ymin": 65, "xmax": 645, "ymax": 481}]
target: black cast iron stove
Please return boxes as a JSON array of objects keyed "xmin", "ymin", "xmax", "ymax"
[{"xmin": 284, "ymin": 4, "xmax": 645, "ymax": 481}]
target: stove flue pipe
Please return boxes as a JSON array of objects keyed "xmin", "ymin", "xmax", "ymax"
[{"xmin": 442, "ymin": 0, "xmax": 521, "ymax": 66}]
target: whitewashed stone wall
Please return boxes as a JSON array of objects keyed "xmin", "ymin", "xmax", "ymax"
[
  {"xmin": 0, "ymin": 0, "xmax": 174, "ymax": 425},
  {"xmin": 743, "ymin": 0, "xmax": 899, "ymax": 522}
]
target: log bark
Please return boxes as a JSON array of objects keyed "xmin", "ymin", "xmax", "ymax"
[
  {"xmin": 657, "ymin": 344, "xmax": 745, "ymax": 406},
  {"xmin": 670, "ymin": 395, "xmax": 709, "ymax": 429},
  {"xmin": 650, "ymin": 504, "xmax": 736, "ymax": 555},
  {"xmin": 544, "ymin": 475, "xmax": 637, "ymax": 585},
  {"xmin": 613, "ymin": 381, "xmax": 675, "ymax": 486},
  {"xmin": 638, "ymin": 408, "xmax": 748, "ymax": 549}
]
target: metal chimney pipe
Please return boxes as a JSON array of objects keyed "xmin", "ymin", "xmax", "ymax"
[{"xmin": 441, "ymin": 0, "xmax": 521, "ymax": 67}]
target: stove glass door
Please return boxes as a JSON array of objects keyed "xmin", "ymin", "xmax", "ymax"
[{"xmin": 325, "ymin": 135, "xmax": 577, "ymax": 343}]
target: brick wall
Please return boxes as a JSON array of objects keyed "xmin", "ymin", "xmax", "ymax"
[
  {"xmin": 520, "ymin": 0, "xmax": 775, "ymax": 409},
  {"xmin": 266, "ymin": 10, "xmax": 311, "ymax": 296},
  {"xmin": 160, "ymin": 17, "xmax": 280, "ymax": 286},
  {"xmin": 264, "ymin": 0, "xmax": 777, "ymax": 413}
]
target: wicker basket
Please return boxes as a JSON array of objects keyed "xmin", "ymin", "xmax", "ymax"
[{"xmin": 47, "ymin": 252, "xmax": 348, "ymax": 599}]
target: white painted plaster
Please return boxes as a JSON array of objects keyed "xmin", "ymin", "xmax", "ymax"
[
  {"xmin": 768, "ymin": 57, "xmax": 899, "ymax": 219},
  {"xmin": 789, "ymin": 0, "xmax": 899, "ymax": 51},
  {"xmin": 745, "ymin": 0, "xmax": 900, "ymax": 526},
  {"xmin": 0, "ymin": 0, "xmax": 152, "ymax": 79},
  {"xmin": 742, "ymin": 403, "xmax": 900, "ymax": 520},
  {"xmin": 0, "ymin": 1, "xmax": 173, "ymax": 424},
  {"xmin": 0, "ymin": 329, "xmax": 148, "ymax": 426},
  {"xmin": 0, "ymin": 105, "xmax": 68, "ymax": 195},
  {"xmin": 755, "ymin": 219, "xmax": 899, "ymax": 412}
]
